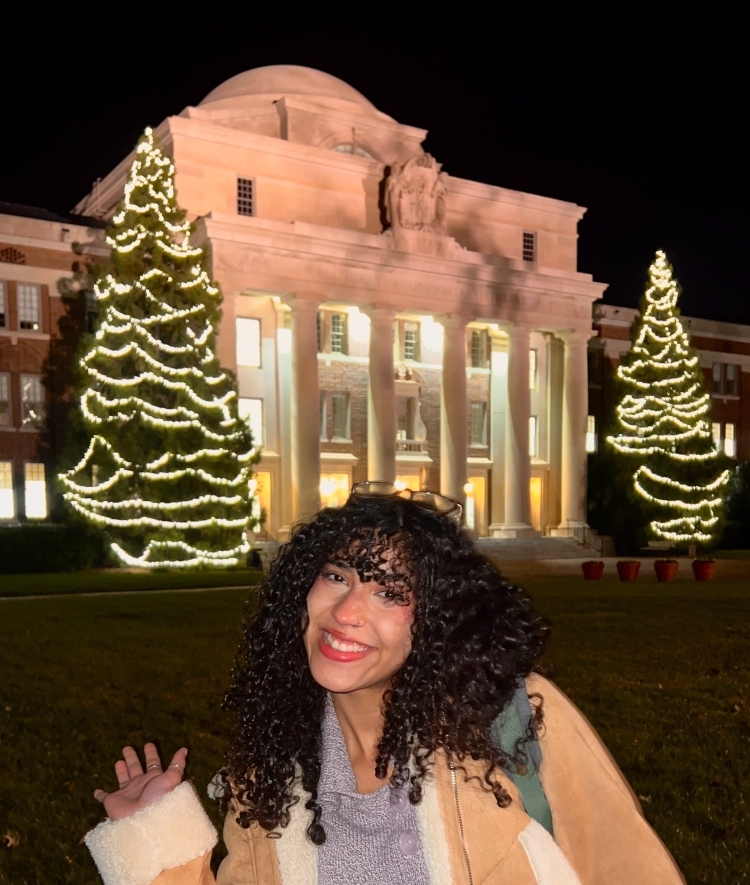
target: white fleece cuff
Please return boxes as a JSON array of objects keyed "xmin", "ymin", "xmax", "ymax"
[{"xmin": 85, "ymin": 782, "xmax": 218, "ymax": 885}]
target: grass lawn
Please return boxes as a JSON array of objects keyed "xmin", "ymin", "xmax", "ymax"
[
  {"xmin": 0, "ymin": 568, "xmax": 261, "ymax": 598},
  {"xmin": 1, "ymin": 575, "xmax": 748, "ymax": 885}
]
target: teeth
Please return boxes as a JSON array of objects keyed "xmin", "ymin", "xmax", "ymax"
[{"xmin": 323, "ymin": 631, "xmax": 370, "ymax": 653}]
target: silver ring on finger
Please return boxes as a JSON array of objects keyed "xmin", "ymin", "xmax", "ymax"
[
  {"xmin": 168, "ymin": 763, "xmax": 184, "ymax": 772},
  {"xmin": 147, "ymin": 764, "xmax": 162, "ymax": 771}
]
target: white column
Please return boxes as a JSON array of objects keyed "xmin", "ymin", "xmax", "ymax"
[
  {"xmin": 560, "ymin": 331, "xmax": 590, "ymax": 526},
  {"xmin": 365, "ymin": 306, "xmax": 396, "ymax": 483},
  {"xmin": 504, "ymin": 323, "xmax": 532, "ymax": 529},
  {"xmin": 289, "ymin": 298, "xmax": 321, "ymax": 520},
  {"xmin": 439, "ymin": 315, "xmax": 469, "ymax": 503}
]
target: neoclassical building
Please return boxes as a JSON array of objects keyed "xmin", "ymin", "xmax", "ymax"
[{"xmin": 76, "ymin": 65, "xmax": 606, "ymax": 540}]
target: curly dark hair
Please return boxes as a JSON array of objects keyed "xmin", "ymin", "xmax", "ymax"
[{"xmin": 222, "ymin": 494, "xmax": 549, "ymax": 843}]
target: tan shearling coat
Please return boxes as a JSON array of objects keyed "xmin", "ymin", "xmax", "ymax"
[{"xmin": 86, "ymin": 676, "xmax": 686, "ymax": 885}]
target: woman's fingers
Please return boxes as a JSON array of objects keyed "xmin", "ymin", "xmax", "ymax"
[
  {"xmin": 93, "ymin": 789, "xmax": 110, "ymax": 804},
  {"xmin": 122, "ymin": 745, "xmax": 144, "ymax": 779},
  {"xmin": 165, "ymin": 747, "xmax": 188, "ymax": 780},
  {"xmin": 114, "ymin": 759, "xmax": 129, "ymax": 788},
  {"xmin": 143, "ymin": 742, "xmax": 163, "ymax": 774}
]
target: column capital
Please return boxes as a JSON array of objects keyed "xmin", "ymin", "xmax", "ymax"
[
  {"xmin": 363, "ymin": 303, "xmax": 398, "ymax": 323},
  {"xmin": 557, "ymin": 328, "xmax": 593, "ymax": 347},
  {"xmin": 436, "ymin": 312, "xmax": 471, "ymax": 331},
  {"xmin": 504, "ymin": 322, "xmax": 533, "ymax": 341},
  {"xmin": 281, "ymin": 294, "xmax": 321, "ymax": 314}
]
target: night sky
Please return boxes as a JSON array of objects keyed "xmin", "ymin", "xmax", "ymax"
[{"xmin": 1, "ymin": 16, "xmax": 745, "ymax": 323}]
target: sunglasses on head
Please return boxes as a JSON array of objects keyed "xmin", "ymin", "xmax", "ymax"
[{"xmin": 348, "ymin": 481, "xmax": 463, "ymax": 524}]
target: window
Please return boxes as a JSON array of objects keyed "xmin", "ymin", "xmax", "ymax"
[
  {"xmin": 320, "ymin": 393, "xmax": 328, "ymax": 440},
  {"xmin": 529, "ymin": 349, "xmax": 538, "ymax": 390},
  {"xmin": 24, "ymin": 462, "xmax": 47, "ymax": 519},
  {"xmin": 330, "ymin": 313, "xmax": 347, "ymax": 354},
  {"xmin": 248, "ymin": 471, "xmax": 271, "ymax": 523},
  {"xmin": 17, "ymin": 284, "xmax": 40, "ymax": 331},
  {"xmin": 238, "ymin": 398, "xmax": 263, "ymax": 447},
  {"xmin": 529, "ymin": 416, "xmax": 538, "ymax": 457},
  {"xmin": 470, "ymin": 402, "xmax": 487, "ymax": 445},
  {"xmin": 236, "ymin": 318, "xmax": 261, "ymax": 367},
  {"xmin": 0, "ymin": 247, "xmax": 25, "ymax": 264},
  {"xmin": 712, "ymin": 422, "xmax": 722, "ymax": 451},
  {"xmin": 0, "ymin": 281, "xmax": 6, "ymax": 327},
  {"xmin": 470, "ymin": 329, "xmax": 489, "ymax": 368},
  {"xmin": 522, "ymin": 231, "xmax": 536, "ymax": 262},
  {"xmin": 331, "ymin": 394, "xmax": 350, "ymax": 440},
  {"xmin": 20, "ymin": 375, "xmax": 44, "ymax": 427},
  {"xmin": 317, "ymin": 312, "xmax": 324, "ymax": 352},
  {"xmin": 724, "ymin": 423, "xmax": 736, "ymax": 458},
  {"xmin": 726, "ymin": 364, "xmax": 738, "ymax": 396},
  {"xmin": 0, "ymin": 374, "xmax": 9, "ymax": 426},
  {"xmin": 331, "ymin": 143, "xmax": 377, "ymax": 160},
  {"xmin": 397, "ymin": 398, "xmax": 416, "ymax": 440},
  {"xmin": 0, "ymin": 461, "xmax": 14, "ymax": 519},
  {"xmin": 586, "ymin": 415, "xmax": 598, "ymax": 453},
  {"xmin": 237, "ymin": 177, "xmax": 254, "ymax": 216},
  {"xmin": 403, "ymin": 322, "xmax": 420, "ymax": 361},
  {"xmin": 712, "ymin": 362, "xmax": 739, "ymax": 396}
]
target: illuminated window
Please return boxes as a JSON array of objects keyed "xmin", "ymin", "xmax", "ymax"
[
  {"xmin": 470, "ymin": 402, "xmax": 487, "ymax": 445},
  {"xmin": 331, "ymin": 394, "xmax": 349, "ymax": 439},
  {"xmin": 470, "ymin": 329, "xmax": 489, "ymax": 368},
  {"xmin": 0, "ymin": 374, "xmax": 9, "ymax": 426},
  {"xmin": 395, "ymin": 474, "xmax": 420, "ymax": 492},
  {"xmin": 17, "ymin": 284, "xmax": 40, "ymax": 330},
  {"xmin": 236, "ymin": 318, "xmax": 261, "ymax": 367},
  {"xmin": 529, "ymin": 415, "xmax": 538, "ymax": 457},
  {"xmin": 248, "ymin": 471, "xmax": 271, "ymax": 523},
  {"xmin": 0, "ymin": 461, "xmax": 14, "ymax": 520},
  {"xmin": 238, "ymin": 398, "xmax": 263, "ymax": 447},
  {"xmin": 522, "ymin": 231, "xmax": 536, "ymax": 262},
  {"xmin": 529, "ymin": 349, "xmax": 538, "ymax": 390},
  {"xmin": 712, "ymin": 422, "xmax": 722, "ymax": 451},
  {"xmin": 24, "ymin": 462, "xmax": 47, "ymax": 519},
  {"xmin": 586, "ymin": 415, "xmax": 597, "ymax": 453},
  {"xmin": 726, "ymin": 364, "xmax": 738, "ymax": 396},
  {"xmin": 330, "ymin": 313, "xmax": 347, "ymax": 354},
  {"xmin": 0, "ymin": 281, "xmax": 6, "ymax": 327},
  {"xmin": 20, "ymin": 375, "xmax": 44, "ymax": 427},
  {"xmin": 724, "ymin": 423, "xmax": 736, "ymax": 458},
  {"xmin": 403, "ymin": 322, "xmax": 420, "ymax": 361},
  {"xmin": 237, "ymin": 177, "xmax": 254, "ymax": 216},
  {"xmin": 319, "ymin": 473, "xmax": 350, "ymax": 508}
]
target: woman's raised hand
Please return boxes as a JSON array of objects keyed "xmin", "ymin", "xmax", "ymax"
[{"xmin": 93, "ymin": 742, "xmax": 188, "ymax": 821}]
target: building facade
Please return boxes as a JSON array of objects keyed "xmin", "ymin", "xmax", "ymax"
[
  {"xmin": 590, "ymin": 305, "xmax": 750, "ymax": 462},
  {"xmin": 75, "ymin": 65, "xmax": 606, "ymax": 540},
  {"xmin": 0, "ymin": 203, "xmax": 103, "ymax": 521}
]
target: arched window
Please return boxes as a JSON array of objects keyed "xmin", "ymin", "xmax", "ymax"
[{"xmin": 331, "ymin": 143, "xmax": 377, "ymax": 160}]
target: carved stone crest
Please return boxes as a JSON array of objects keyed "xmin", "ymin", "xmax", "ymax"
[{"xmin": 385, "ymin": 154, "xmax": 448, "ymax": 235}]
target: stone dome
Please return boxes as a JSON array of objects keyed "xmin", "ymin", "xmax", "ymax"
[{"xmin": 200, "ymin": 65, "xmax": 382, "ymax": 116}]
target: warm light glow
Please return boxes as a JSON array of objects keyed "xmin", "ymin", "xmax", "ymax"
[
  {"xmin": 0, "ymin": 461, "xmax": 14, "ymax": 520},
  {"xmin": 463, "ymin": 481, "xmax": 474, "ymax": 494},
  {"xmin": 24, "ymin": 463, "xmax": 47, "ymax": 520},
  {"xmin": 393, "ymin": 479, "xmax": 408, "ymax": 491},
  {"xmin": 420, "ymin": 316, "xmax": 444, "ymax": 355},
  {"xmin": 320, "ymin": 473, "xmax": 350, "ymax": 508},
  {"xmin": 347, "ymin": 307, "xmax": 370, "ymax": 346}
]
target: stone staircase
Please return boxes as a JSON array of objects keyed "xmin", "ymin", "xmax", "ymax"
[{"xmin": 475, "ymin": 536, "xmax": 588, "ymax": 561}]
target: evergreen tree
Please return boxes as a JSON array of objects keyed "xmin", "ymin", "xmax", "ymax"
[
  {"xmin": 59, "ymin": 128, "xmax": 257, "ymax": 568},
  {"xmin": 607, "ymin": 251, "xmax": 730, "ymax": 545}
]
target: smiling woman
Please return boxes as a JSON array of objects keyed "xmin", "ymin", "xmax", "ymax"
[{"xmin": 83, "ymin": 488, "xmax": 686, "ymax": 885}]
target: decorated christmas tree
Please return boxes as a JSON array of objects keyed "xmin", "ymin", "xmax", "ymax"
[
  {"xmin": 606, "ymin": 251, "xmax": 730, "ymax": 544},
  {"xmin": 59, "ymin": 128, "xmax": 258, "ymax": 568}
]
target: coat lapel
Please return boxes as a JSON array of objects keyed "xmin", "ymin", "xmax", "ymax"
[{"xmin": 274, "ymin": 782, "xmax": 318, "ymax": 885}]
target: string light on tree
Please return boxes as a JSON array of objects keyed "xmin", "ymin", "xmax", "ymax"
[
  {"xmin": 59, "ymin": 128, "xmax": 259, "ymax": 568},
  {"xmin": 606, "ymin": 250, "xmax": 730, "ymax": 543}
]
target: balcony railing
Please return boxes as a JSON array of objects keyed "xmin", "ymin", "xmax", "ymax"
[{"xmin": 396, "ymin": 439, "xmax": 428, "ymax": 454}]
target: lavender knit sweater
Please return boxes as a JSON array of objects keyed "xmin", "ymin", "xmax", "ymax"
[{"xmin": 317, "ymin": 697, "xmax": 430, "ymax": 885}]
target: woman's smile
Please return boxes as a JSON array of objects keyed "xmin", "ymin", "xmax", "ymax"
[{"xmin": 318, "ymin": 629, "xmax": 375, "ymax": 661}]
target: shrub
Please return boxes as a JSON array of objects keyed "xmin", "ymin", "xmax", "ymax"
[{"xmin": 0, "ymin": 523, "xmax": 109, "ymax": 574}]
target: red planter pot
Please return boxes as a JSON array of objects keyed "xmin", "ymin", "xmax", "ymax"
[
  {"xmin": 654, "ymin": 560, "xmax": 679, "ymax": 582},
  {"xmin": 616, "ymin": 560, "xmax": 641, "ymax": 582},
  {"xmin": 581, "ymin": 560, "xmax": 605, "ymax": 581},
  {"xmin": 692, "ymin": 559, "xmax": 717, "ymax": 581}
]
